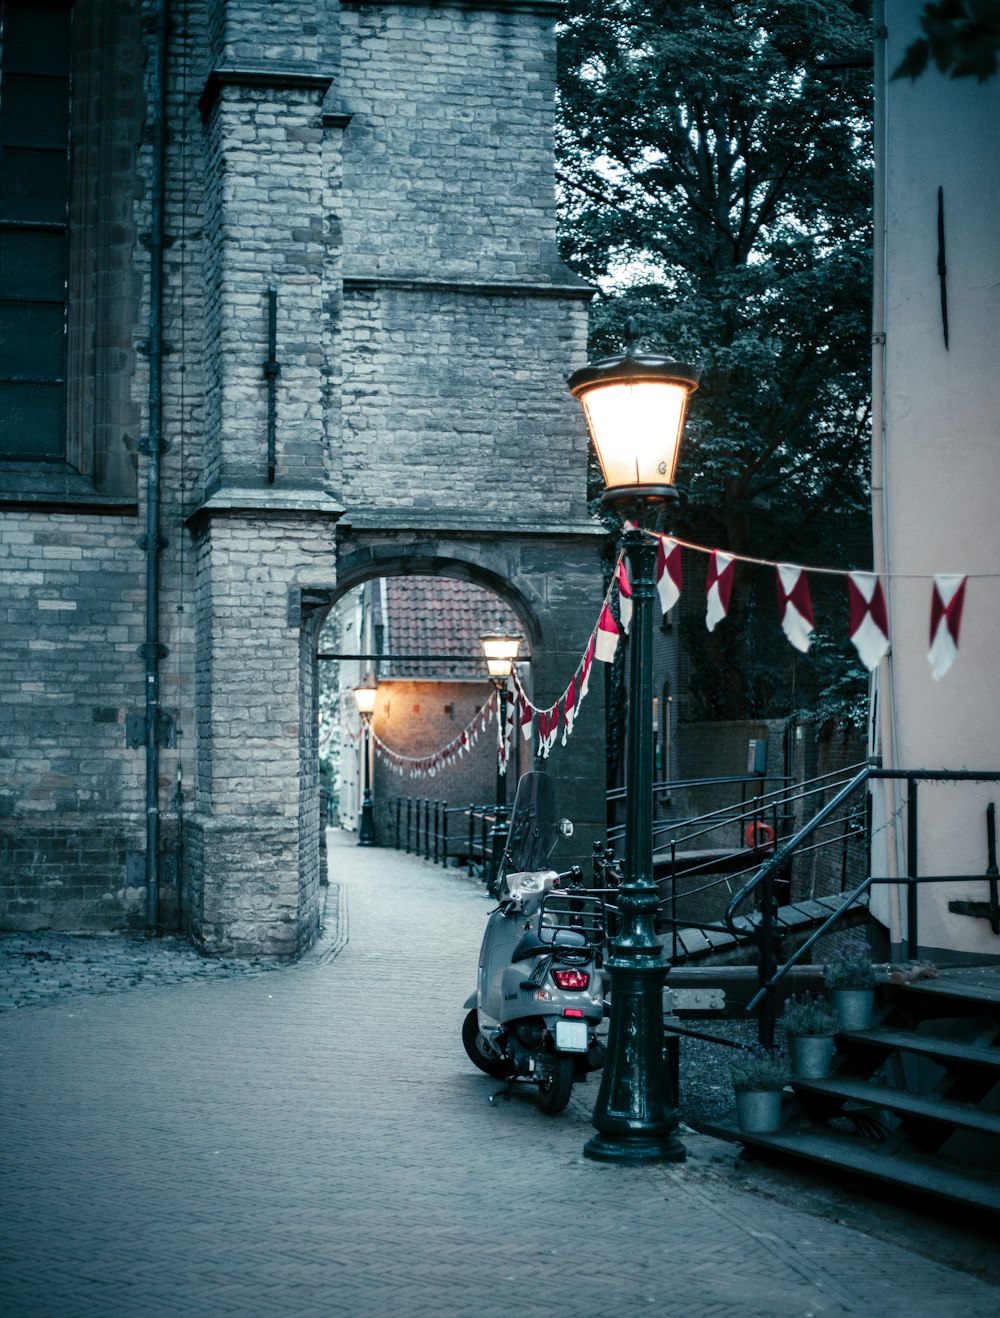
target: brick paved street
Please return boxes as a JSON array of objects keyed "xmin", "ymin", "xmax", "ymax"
[{"xmin": 2, "ymin": 831, "xmax": 998, "ymax": 1317}]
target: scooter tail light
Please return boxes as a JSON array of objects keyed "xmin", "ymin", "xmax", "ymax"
[
  {"xmin": 552, "ymin": 969, "xmax": 590, "ymax": 991},
  {"xmin": 563, "ymin": 1008, "xmax": 584, "ymax": 1018}
]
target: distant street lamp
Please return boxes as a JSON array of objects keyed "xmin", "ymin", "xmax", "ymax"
[
  {"xmin": 353, "ymin": 682, "xmax": 378, "ymax": 847},
  {"xmin": 480, "ymin": 628, "xmax": 522, "ymax": 890},
  {"xmin": 569, "ymin": 319, "xmax": 698, "ymax": 1164}
]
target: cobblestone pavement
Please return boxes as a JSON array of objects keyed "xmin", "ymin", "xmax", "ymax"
[{"xmin": 1, "ymin": 833, "xmax": 998, "ymax": 1316}]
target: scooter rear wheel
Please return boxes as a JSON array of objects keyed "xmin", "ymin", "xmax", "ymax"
[
  {"xmin": 462, "ymin": 1008, "xmax": 511, "ymax": 1079},
  {"xmin": 537, "ymin": 1054, "xmax": 574, "ymax": 1115}
]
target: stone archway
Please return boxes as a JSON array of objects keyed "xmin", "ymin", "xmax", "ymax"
[
  {"xmin": 184, "ymin": 519, "xmax": 607, "ymax": 960},
  {"xmin": 331, "ymin": 524, "xmax": 609, "ymax": 877}
]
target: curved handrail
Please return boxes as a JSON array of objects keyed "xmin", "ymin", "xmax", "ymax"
[{"xmin": 724, "ymin": 765, "xmax": 873, "ymax": 937}]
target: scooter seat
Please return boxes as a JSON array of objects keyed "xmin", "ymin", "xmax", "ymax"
[{"xmin": 511, "ymin": 928, "xmax": 588, "ymax": 962}]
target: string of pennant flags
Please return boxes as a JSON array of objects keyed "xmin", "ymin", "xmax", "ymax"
[
  {"xmin": 342, "ymin": 532, "xmax": 976, "ymax": 780},
  {"xmin": 342, "ymin": 689, "xmax": 498, "ymax": 780}
]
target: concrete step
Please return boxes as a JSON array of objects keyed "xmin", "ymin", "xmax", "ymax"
[
  {"xmin": 710, "ymin": 1120, "xmax": 1000, "ymax": 1215},
  {"xmin": 839, "ymin": 1025, "xmax": 1000, "ymax": 1071},
  {"xmin": 791, "ymin": 1075, "xmax": 1000, "ymax": 1137}
]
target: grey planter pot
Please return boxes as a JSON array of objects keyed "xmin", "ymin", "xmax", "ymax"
[
  {"xmin": 735, "ymin": 1088, "xmax": 783, "ymax": 1134},
  {"xmin": 788, "ymin": 1032, "xmax": 836, "ymax": 1079},
  {"xmin": 829, "ymin": 987, "xmax": 875, "ymax": 1031}
]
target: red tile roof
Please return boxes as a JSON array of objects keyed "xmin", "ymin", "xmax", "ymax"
[{"xmin": 376, "ymin": 577, "xmax": 523, "ymax": 679}]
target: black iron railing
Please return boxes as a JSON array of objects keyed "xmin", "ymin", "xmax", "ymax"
[
  {"xmin": 632, "ymin": 765, "xmax": 869, "ymax": 962},
  {"xmin": 392, "ymin": 798, "xmax": 498, "ymax": 880},
  {"xmin": 721, "ymin": 765, "xmax": 1000, "ymax": 1046}
]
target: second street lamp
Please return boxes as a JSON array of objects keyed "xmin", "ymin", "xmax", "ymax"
[
  {"xmin": 569, "ymin": 320, "xmax": 698, "ymax": 1164},
  {"xmin": 480, "ymin": 628, "xmax": 522, "ymax": 891},
  {"xmin": 353, "ymin": 682, "xmax": 377, "ymax": 847}
]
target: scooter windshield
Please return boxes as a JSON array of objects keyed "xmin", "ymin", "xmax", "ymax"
[{"xmin": 504, "ymin": 771, "xmax": 557, "ymax": 875}]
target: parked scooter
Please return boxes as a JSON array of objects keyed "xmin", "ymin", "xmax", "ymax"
[{"xmin": 462, "ymin": 771, "xmax": 607, "ymax": 1114}]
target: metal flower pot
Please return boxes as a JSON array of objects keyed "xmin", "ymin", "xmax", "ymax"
[
  {"xmin": 788, "ymin": 1032, "xmax": 835, "ymax": 1079},
  {"xmin": 829, "ymin": 987, "xmax": 874, "ymax": 1031},
  {"xmin": 735, "ymin": 1088, "xmax": 783, "ymax": 1134}
]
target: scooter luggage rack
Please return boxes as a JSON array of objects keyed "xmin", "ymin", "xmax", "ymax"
[{"xmin": 537, "ymin": 892, "xmax": 607, "ymax": 957}]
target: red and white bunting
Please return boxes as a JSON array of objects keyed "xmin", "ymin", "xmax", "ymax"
[
  {"xmin": 929, "ymin": 574, "xmax": 967, "ymax": 680},
  {"xmin": 537, "ymin": 705, "xmax": 559, "ymax": 759},
  {"xmin": 848, "ymin": 571, "xmax": 890, "ymax": 671},
  {"xmin": 706, "ymin": 551, "xmax": 735, "ymax": 632},
  {"xmin": 579, "ymin": 634, "xmax": 596, "ymax": 701},
  {"xmin": 775, "ymin": 564, "xmax": 815, "ymax": 654},
  {"xmin": 595, "ymin": 603, "xmax": 620, "ymax": 663},
  {"xmin": 562, "ymin": 674, "xmax": 577, "ymax": 745},
  {"xmin": 616, "ymin": 559, "xmax": 633, "ymax": 634},
  {"xmin": 657, "ymin": 536, "xmax": 683, "ymax": 614}
]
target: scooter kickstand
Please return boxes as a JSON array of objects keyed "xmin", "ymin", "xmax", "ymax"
[{"xmin": 489, "ymin": 1078, "xmax": 515, "ymax": 1104}]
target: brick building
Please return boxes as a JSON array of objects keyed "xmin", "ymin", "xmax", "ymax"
[{"xmin": 0, "ymin": 0, "xmax": 607, "ymax": 955}]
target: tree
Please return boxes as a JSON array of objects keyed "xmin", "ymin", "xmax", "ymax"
[
  {"xmin": 894, "ymin": 1, "xmax": 1000, "ymax": 81},
  {"xmin": 557, "ymin": 0, "xmax": 874, "ymax": 720}
]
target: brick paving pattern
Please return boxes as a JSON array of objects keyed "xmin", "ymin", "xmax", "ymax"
[{"xmin": 1, "ymin": 831, "xmax": 998, "ymax": 1316}]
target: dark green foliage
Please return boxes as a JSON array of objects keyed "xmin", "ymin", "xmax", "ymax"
[
  {"xmin": 557, "ymin": 0, "xmax": 874, "ymax": 722},
  {"xmin": 894, "ymin": 1, "xmax": 1000, "ymax": 81}
]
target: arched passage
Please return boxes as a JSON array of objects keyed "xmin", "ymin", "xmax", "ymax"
[{"xmin": 187, "ymin": 521, "xmax": 607, "ymax": 959}]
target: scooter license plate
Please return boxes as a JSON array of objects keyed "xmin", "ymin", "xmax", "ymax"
[{"xmin": 555, "ymin": 1019, "xmax": 589, "ymax": 1052}]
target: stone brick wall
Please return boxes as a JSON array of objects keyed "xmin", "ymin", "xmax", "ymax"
[
  {"xmin": 0, "ymin": 0, "xmax": 606, "ymax": 954},
  {"xmin": 0, "ymin": 511, "xmax": 146, "ymax": 928},
  {"xmin": 339, "ymin": 2, "xmax": 565, "ymax": 285}
]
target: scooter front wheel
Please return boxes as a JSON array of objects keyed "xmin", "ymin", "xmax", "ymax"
[
  {"xmin": 537, "ymin": 1054, "xmax": 574, "ymax": 1115},
  {"xmin": 462, "ymin": 1008, "xmax": 511, "ymax": 1079}
]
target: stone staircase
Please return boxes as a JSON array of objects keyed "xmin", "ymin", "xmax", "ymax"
[{"xmin": 707, "ymin": 967, "xmax": 1000, "ymax": 1214}]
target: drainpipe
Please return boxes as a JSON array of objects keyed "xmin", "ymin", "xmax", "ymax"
[
  {"xmin": 141, "ymin": 0, "xmax": 169, "ymax": 933},
  {"xmin": 869, "ymin": 2, "xmax": 905, "ymax": 948}
]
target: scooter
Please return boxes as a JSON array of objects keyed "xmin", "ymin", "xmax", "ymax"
[{"xmin": 462, "ymin": 771, "xmax": 607, "ymax": 1114}]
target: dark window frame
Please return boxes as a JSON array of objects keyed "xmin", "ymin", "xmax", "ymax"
[{"xmin": 0, "ymin": 0, "xmax": 142, "ymax": 507}]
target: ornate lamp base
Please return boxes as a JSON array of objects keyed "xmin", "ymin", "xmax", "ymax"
[{"xmin": 584, "ymin": 881, "xmax": 686, "ymax": 1165}]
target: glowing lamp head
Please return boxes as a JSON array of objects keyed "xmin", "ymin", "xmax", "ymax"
[
  {"xmin": 353, "ymin": 683, "xmax": 377, "ymax": 720},
  {"xmin": 480, "ymin": 629, "xmax": 522, "ymax": 681},
  {"xmin": 568, "ymin": 327, "xmax": 698, "ymax": 508}
]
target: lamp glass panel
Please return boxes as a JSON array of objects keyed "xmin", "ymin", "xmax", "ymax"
[
  {"xmin": 581, "ymin": 379, "xmax": 689, "ymax": 488},
  {"xmin": 353, "ymin": 686, "xmax": 377, "ymax": 715},
  {"xmin": 481, "ymin": 634, "xmax": 520, "ymax": 684}
]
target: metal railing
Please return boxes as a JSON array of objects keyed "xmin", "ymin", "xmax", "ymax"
[
  {"xmin": 392, "ymin": 798, "xmax": 498, "ymax": 879},
  {"xmin": 606, "ymin": 765, "xmax": 869, "ymax": 975},
  {"xmin": 719, "ymin": 765, "xmax": 1000, "ymax": 1047}
]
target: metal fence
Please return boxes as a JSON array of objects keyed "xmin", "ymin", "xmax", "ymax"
[{"xmin": 392, "ymin": 798, "xmax": 499, "ymax": 878}]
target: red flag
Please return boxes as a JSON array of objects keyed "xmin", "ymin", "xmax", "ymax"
[
  {"xmin": 562, "ymin": 674, "xmax": 577, "ymax": 744},
  {"xmin": 579, "ymin": 634, "xmax": 596, "ymax": 701},
  {"xmin": 848, "ymin": 572, "xmax": 890, "ymax": 670},
  {"xmin": 595, "ymin": 603, "xmax": 620, "ymax": 662},
  {"xmin": 928, "ymin": 574, "xmax": 966, "ymax": 679},
  {"xmin": 616, "ymin": 559, "xmax": 633, "ymax": 634},
  {"xmin": 657, "ymin": 536, "xmax": 683, "ymax": 614},
  {"xmin": 775, "ymin": 564, "xmax": 815, "ymax": 653},
  {"xmin": 706, "ymin": 551, "xmax": 735, "ymax": 632}
]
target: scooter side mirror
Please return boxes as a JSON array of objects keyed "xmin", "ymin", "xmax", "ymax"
[{"xmin": 557, "ymin": 818, "xmax": 574, "ymax": 838}]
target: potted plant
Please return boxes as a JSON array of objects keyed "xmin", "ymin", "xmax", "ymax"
[
  {"xmin": 730, "ymin": 1044, "xmax": 790, "ymax": 1133},
  {"xmin": 824, "ymin": 935, "xmax": 878, "ymax": 1030},
  {"xmin": 780, "ymin": 993, "xmax": 838, "ymax": 1078}
]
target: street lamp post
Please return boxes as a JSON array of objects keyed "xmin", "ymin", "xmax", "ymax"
[
  {"xmin": 569, "ymin": 320, "xmax": 698, "ymax": 1164},
  {"xmin": 353, "ymin": 682, "xmax": 377, "ymax": 847},
  {"xmin": 480, "ymin": 628, "xmax": 522, "ymax": 890}
]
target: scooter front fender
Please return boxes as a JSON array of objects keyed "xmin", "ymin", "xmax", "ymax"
[{"xmin": 463, "ymin": 991, "xmax": 477, "ymax": 1010}]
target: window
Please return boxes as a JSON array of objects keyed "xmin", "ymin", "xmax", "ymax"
[
  {"xmin": 0, "ymin": 0, "xmax": 71, "ymax": 462},
  {"xmin": 0, "ymin": 0, "xmax": 141, "ymax": 504}
]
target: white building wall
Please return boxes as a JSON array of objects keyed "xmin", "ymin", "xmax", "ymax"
[{"xmin": 873, "ymin": 2, "xmax": 1000, "ymax": 958}]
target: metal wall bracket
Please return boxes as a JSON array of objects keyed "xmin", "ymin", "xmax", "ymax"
[
  {"xmin": 125, "ymin": 708, "xmax": 177, "ymax": 748},
  {"xmin": 136, "ymin": 641, "xmax": 169, "ymax": 662},
  {"xmin": 137, "ymin": 533, "xmax": 169, "ymax": 550},
  {"xmin": 126, "ymin": 851, "xmax": 145, "ymax": 888}
]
